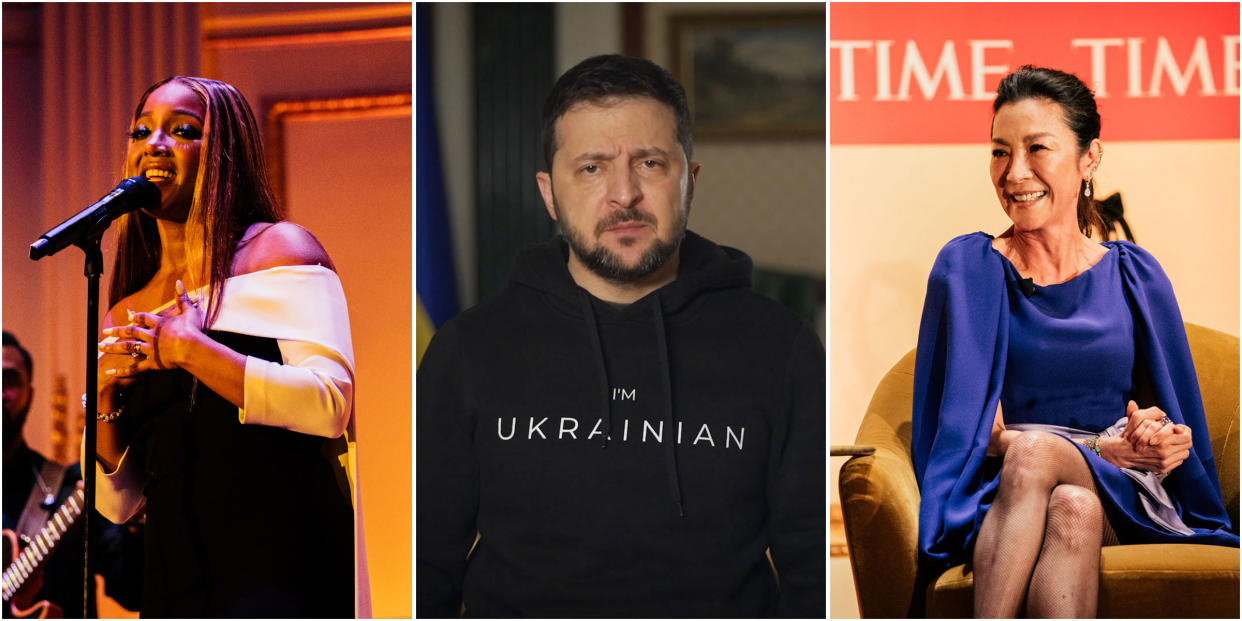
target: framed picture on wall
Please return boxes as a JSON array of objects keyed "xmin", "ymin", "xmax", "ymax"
[{"xmin": 669, "ymin": 12, "xmax": 825, "ymax": 140}]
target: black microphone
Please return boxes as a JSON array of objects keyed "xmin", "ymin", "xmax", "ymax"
[
  {"xmin": 1017, "ymin": 277, "xmax": 1036, "ymax": 298},
  {"xmin": 29, "ymin": 177, "xmax": 159, "ymax": 260}
]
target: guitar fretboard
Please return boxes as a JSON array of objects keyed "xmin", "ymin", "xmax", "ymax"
[{"xmin": 1, "ymin": 488, "xmax": 85, "ymax": 602}]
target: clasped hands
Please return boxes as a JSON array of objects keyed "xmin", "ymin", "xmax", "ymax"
[
  {"xmin": 98, "ymin": 280, "xmax": 203, "ymax": 381},
  {"xmin": 1105, "ymin": 400, "xmax": 1192, "ymax": 475}
]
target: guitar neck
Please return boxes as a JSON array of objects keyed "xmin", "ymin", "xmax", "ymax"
[{"xmin": 1, "ymin": 487, "xmax": 85, "ymax": 602}]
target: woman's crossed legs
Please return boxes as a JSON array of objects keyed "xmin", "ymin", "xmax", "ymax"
[{"xmin": 973, "ymin": 431, "xmax": 1116, "ymax": 618}]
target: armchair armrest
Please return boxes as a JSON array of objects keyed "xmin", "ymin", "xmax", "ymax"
[
  {"xmin": 839, "ymin": 441, "xmax": 921, "ymax": 617},
  {"xmin": 838, "ymin": 352, "xmax": 921, "ymax": 618},
  {"xmin": 831, "ymin": 445, "xmax": 876, "ymax": 457}
]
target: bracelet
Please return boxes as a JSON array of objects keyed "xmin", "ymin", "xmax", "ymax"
[
  {"xmin": 96, "ymin": 407, "xmax": 124, "ymax": 423},
  {"xmin": 85, "ymin": 391, "xmax": 126, "ymax": 423},
  {"xmin": 1083, "ymin": 435, "xmax": 1101, "ymax": 456}
]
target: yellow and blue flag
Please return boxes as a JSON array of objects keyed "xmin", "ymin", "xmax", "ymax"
[{"xmin": 416, "ymin": 4, "xmax": 459, "ymax": 365}]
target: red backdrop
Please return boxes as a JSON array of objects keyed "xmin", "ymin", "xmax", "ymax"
[{"xmin": 831, "ymin": 2, "xmax": 1240, "ymax": 144}]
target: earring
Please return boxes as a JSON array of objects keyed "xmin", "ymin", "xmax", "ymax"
[{"xmin": 1088, "ymin": 148, "xmax": 1102, "ymax": 199}]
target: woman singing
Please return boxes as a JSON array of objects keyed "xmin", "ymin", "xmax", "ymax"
[
  {"xmin": 88, "ymin": 76, "xmax": 361, "ymax": 617},
  {"xmin": 912, "ymin": 66, "xmax": 1237, "ymax": 617}
]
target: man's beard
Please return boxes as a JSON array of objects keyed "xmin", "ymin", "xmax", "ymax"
[
  {"xmin": 3, "ymin": 403, "xmax": 28, "ymax": 446},
  {"xmin": 554, "ymin": 197, "xmax": 688, "ymax": 284}
]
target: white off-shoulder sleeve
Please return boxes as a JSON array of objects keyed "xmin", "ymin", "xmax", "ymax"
[
  {"xmin": 206, "ymin": 264, "xmax": 357, "ymax": 439},
  {"xmin": 83, "ymin": 439, "xmax": 147, "ymax": 524},
  {"xmin": 87, "ymin": 339, "xmax": 149, "ymax": 523},
  {"xmin": 240, "ymin": 339, "xmax": 353, "ymax": 438}
]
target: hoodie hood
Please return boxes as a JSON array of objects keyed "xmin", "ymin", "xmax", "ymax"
[{"xmin": 504, "ymin": 229, "xmax": 753, "ymax": 517}]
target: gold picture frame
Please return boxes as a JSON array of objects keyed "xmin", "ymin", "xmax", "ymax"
[
  {"xmin": 669, "ymin": 12, "xmax": 825, "ymax": 140},
  {"xmin": 263, "ymin": 93, "xmax": 412, "ymax": 205}
]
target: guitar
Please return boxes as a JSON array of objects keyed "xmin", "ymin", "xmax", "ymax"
[{"xmin": 1, "ymin": 487, "xmax": 85, "ymax": 618}]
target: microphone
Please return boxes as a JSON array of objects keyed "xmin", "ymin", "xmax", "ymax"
[
  {"xmin": 1017, "ymin": 277, "xmax": 1036, "ymax": 298},
  {"xmin": 29, "ymin": 177, "xmax": 159, "ymax": 260}
]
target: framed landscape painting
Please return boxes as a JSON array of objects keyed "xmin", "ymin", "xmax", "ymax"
[{"xmin": 670, "ymin": 12, "xmax": 825, "ymax": 139}]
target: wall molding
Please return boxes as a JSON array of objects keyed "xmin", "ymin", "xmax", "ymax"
[
  {"xmin": 202, "ymin": 3, "xmax": 410, "ymax": 39},
  {"xmin": 264, "ymin": 92, "xmax": 412, "ymax": 205},
  {"xmin": 204, "ymin": 25, "xmax": 410, "ymax": 51}
]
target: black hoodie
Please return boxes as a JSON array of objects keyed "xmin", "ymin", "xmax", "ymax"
[{"xmin": 416, "ymin": 231, "xmax": 825, "ymax": 617}]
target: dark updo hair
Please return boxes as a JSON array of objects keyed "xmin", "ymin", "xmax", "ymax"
[
  {"xmin": 541, "ymin": 54, "xmax": 693, "ymax": 171},
  {"xmin": 993, "ymin": 65, "xmax": 1102, "ymax": 236}
]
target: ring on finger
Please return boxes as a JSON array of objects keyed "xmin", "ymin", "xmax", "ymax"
[{"xmin": 1160, "ymin": 415, "xmax": 1172, "ymax": 425}]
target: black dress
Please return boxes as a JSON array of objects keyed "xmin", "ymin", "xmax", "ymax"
[{"xmin": 123, "ymin": 331, "xmax": 353, "ymax": 617}]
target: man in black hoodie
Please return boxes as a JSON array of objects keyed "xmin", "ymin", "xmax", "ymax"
[{"xmin": 417, "ymin": 54, "xmax": 825, "ymax": 617}]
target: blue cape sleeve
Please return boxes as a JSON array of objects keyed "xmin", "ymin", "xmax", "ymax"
[
  {"xmin": 912, "ymin": 233, "xmax": 1010, "ymax": 572},
  {"xmin": 1114, "ymin": 242, "xmax": 1237, "ymax": 542}
]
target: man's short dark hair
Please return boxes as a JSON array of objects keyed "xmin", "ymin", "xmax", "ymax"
[
  {"xmin": 3, "ymin": 331, "xmax": 32, "ymax": 376},
  {"xmin": 541, "ymin": 54, "xmax": 693, "ymax": 171}
]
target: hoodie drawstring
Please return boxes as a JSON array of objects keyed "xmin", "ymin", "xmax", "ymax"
[
  {"xmin": 577, "ymin": 290, "xmax": 686, "ymax": 517},
  {"xmin": 652, "ymin": 296, "xmax": 686, "ymax": 517},
  {"xmin": 578, "ymin": 291, "xmax": 613, "ymax": 449}
]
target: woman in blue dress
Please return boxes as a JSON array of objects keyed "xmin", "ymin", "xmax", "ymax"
[{"xmin": 912, "ymin": 65, "xmax": 1237, "ymax": 618}]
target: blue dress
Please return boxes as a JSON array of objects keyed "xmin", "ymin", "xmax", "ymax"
[
  {"xmin": 1001, "ymin": 246, "xmax": 1135, "ymax": 431},
  {"xmin": 912, "ymin": 232, "xmax": 1237, "ymax": 577}
]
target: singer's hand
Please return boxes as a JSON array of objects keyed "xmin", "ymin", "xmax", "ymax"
[
  {"xmin": 97, "ymin": 349, "xmax": 141, "ymax": 404},
  {"xmin": 97, "ymin": 329, "xmax": 148, "ymax": 422},
  {"xmin": 99, "ymin": 281, "xmax": 203, "ymax": 376}
]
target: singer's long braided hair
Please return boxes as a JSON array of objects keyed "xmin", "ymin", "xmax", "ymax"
[{"xmin": 109, "ymin": 76, "xmax": 283, "ymax": 327}]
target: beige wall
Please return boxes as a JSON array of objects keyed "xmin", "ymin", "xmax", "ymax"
[
  {"xmin": 556, "ymin": 3, "xmax": 621, "ymax": 75},
  {"xmin": 829, "ymin": 139, "xmax": 1241, "ymax": 503},
  {"xmin": 644, "ymin": 3, "xmax": 825, "ymax": 279}
]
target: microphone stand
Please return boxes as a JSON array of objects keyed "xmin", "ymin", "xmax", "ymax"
[
  {"xmin": 28, "ymin": 178, "xmax": 156, "ymax": 617},
  {"xmin": 77, "ymin": 235, "xmax": 103, "ymax": 619}
]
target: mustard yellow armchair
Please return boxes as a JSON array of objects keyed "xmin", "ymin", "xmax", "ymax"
[{"xmin": 839, "ymin": 323, "xmax": 1240, "ymax": 618}]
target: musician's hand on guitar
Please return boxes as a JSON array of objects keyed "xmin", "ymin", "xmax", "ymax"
[
  {"xmin": 4, "ymin": 484, "xmax": 81, "ymax": 619},
  {"xmin": 3, "ymin": 530, "xmax": 51, "ymax": 618}
]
